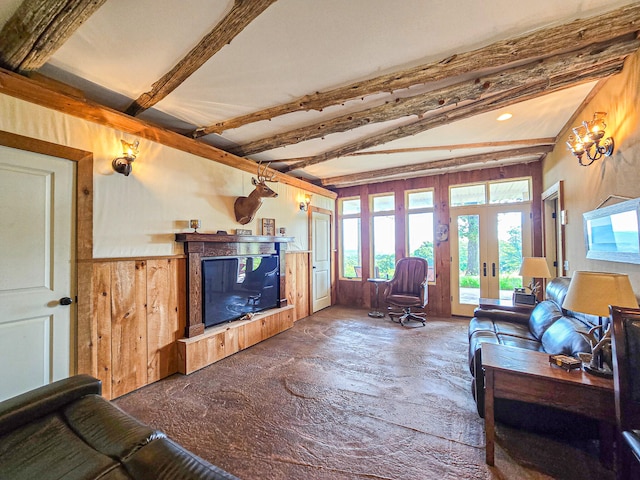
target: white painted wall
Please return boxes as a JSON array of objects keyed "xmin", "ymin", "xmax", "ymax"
[
  {"xmin": 0, "ymin": 94, "xmax": 334, "ymax": 257},
  {"xmin": 542, "ymin": 49, "xmax": 640, "ymax": 294}
]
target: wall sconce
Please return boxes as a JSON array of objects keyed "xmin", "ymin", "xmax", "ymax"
[
  {"xmin": 112, "ymin": 139, "xmax": 140, "ymax": 176},
  {"xmin": 299, "ymin": 194, "xmax": 312, "ymax": 211},
  {"xmin": 566, "ymin": 112, "xmax": 614, "ymax": 167}
]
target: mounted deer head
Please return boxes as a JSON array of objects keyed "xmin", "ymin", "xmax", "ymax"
[{"xmin": 234, "ymin": 162, "xmax": 278, "ymax": 225}]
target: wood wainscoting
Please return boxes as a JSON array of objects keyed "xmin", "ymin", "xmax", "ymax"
[{"xmin": 84, "ymin": 251, "xmax": 311, "ymax": 400}]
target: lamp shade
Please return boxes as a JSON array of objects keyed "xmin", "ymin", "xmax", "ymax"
[
  {"xmin": 562, "ymin": 271, "xmax": 639, "ymax": 317},
  {"xmin": 518, "ymin": 257, "xmax": 552, "ymax": 278}
]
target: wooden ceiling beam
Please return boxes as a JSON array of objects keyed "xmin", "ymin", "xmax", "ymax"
[
  {"xmin": 0, "ymin": 66, "xmax": 335, "ymax": 198},
  {"xmin": 345, "ymin": 138, "xmax": 556, "ymax": 157},
  {"xmin": 229, "ymin": 37, "xmax": 639, "ymax": 156},
  {"xmin": 124, "ymin": 0, "xmax": 277, "ymax": 117},
  {"xmin": 321, "ymin": 146, "xmax": 553, "ymax": 188},
  {"xmin": 192, "ymin": 3, "xmax": 640, "ymax": 137},
  {"xmin": 272, "ymin": 138, "xmax": 555, "ymax": 163},
  {"xmin": 0, "ymin": 0, "xmax": 107, "ymax": 72},
  {"xmin": 281, "ymin": 59, "xmax": 625, "ymax": 173}
]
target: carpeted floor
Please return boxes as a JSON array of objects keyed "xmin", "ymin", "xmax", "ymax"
[{"xmin": 114, "ymin": 306, "xmax": 613, "ymax": 480}]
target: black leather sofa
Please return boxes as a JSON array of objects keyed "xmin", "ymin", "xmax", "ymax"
[
  {"xmin": 0, "ymin": 375, "xmax": 238, "ymax": 480},
  {"xmin": 468, "ymin": 277, "xmax": 601, "ymax": 434}
]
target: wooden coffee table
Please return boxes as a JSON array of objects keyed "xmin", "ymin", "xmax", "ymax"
[{"xmin": 482, "ymin": 343, "xmax": 615, "ymax": 466}]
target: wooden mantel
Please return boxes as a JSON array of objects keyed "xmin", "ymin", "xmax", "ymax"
[{"xmin": 175, "ymin": 233, "xmax": 294, "ymax": 337}]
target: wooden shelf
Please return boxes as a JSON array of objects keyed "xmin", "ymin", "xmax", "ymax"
[
  {"xmin": 177, "ymin": 305, "xmax": 294, "ymax": 374},
  {"xmin": 175, "ymin": 233, "xmax": 293, "ymax": 243}
]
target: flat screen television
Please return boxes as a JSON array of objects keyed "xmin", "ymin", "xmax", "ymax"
[{"xmin": 202, "ymin": 254, "xmax": 279, "ymax": 328}]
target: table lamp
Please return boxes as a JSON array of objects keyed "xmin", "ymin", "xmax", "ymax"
[
  {"xmin": 516, "ymin": 257, "xmax": 553, "ymax": 303},
  {"xmin": 562, "ymin": 271, "xmax": 639, "ymax": 377}
]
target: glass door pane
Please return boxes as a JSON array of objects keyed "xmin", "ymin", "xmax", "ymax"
[
  {"xmin": 456, "ymin": 214, "xmax": 481, "ymax": 309},
  {"xmin": 497, "ymin": 212, "xmax": 524, "ymax": 300}
]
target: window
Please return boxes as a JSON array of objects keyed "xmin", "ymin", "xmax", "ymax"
[
  {"xmin": 450, "ymin": 178, "xmax": 531, "ymax": 206},
  {"xmin": 371, "ymin": 193, "xmax": 395, "ymax": 279},
  {"xmin": 406, "ymin": 189, "xmax": 435, "ymax": 282},
  {"xmin": 339, "ymin": 197, "xmax": 361, "ymax": 279}
]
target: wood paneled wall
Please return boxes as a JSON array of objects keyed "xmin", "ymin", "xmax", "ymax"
[
  {"xmin": 83, "ymin": 252, "xmax": 310, "ymax": 399},
  {"xmin": 90, "ymin": 258, "xmax": 185, "ymax": 399},
  {"xmin": 334, "ymin": 163, "xmax": 543, "ymax": 317},
  {"xmin": 285, "ymin": 251, "xmax": 311, "ymax": 321}
]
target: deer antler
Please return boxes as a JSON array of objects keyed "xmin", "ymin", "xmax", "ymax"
[{"xmin": 256, "ymin": 161, "xmax": 277, "ymax": 182}]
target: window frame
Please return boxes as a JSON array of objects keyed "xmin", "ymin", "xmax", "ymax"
[
  {"xmin": 369, "ymin": 192, "xmax": 396, "ymax": 279},
  {"xmin": 405, "ymin": 188, "xmax": 436, "ymax": 283},
  {"xmin": 338, "ymin": 196, "xmax": 362, "ymax": 280},
  {"xmin": 450, "ymin": 177, "xmax": 532, "ymax": 207}
]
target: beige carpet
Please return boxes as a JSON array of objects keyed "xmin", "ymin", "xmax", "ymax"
[{"xmin": 114, "ymin": 306, "xmax": 613, "ymax": 480}]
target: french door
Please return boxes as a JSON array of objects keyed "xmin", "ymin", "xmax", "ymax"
[{"xmin": 451, "ymin": 204, "xmax": 532, "ymax": 316}]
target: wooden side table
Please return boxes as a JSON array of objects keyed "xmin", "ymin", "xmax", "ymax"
[
  {"xmin": 482, "ymin": 343, "xmax": 615, "ymax": 466},
  {"xmin": 479, "ymin": 297, "xmax": 535, "ymax": 314}
]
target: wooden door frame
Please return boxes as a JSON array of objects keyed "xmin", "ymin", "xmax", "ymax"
[
  {"xmin": 0, "ymin": 130, "xmax": 94, "ymax": 375},
  {"xmin": 450, "ymin": 202, "xmax": 532, "ymax": 315},
  {"xmin": 541, "ymin": 181, "xmax": 565, "ymax": 278},
  {"xmin": 308, "ymin": 206, "xmax": 334, "ymax": 309}
]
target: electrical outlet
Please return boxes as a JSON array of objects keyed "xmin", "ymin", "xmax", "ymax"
[{"xmin": 563, "ymin": 260, "xmax": 570, "ymax": 272}]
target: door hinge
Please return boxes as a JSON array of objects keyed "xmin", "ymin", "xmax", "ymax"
[{"xmin": 552, "ymin": 212, "xmax": 557, "ymax": 219}]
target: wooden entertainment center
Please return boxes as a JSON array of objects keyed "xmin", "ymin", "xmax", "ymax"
[{"xmin": 175, "ymin": 233, "xmax": 295, "ymax": 374}]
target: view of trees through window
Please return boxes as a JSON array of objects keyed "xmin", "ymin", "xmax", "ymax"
[
  {"xmin": 340, "ymin": 191, "xmax": 436, "ymax": 281},
  {"xmin": 340, "ymin": 197, "xmax": 361, "ymax": 279},
  {"xmin": 372, "ymin": 194, "xmax": 395, "ymax": 278},
  {"xmin": 407, "ymin": 190, "xmax": 435, "ymax": 281}
]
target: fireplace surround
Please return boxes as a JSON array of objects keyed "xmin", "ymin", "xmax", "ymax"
[{"xmin": 175, "ymin": 233, "xmax": 292, "ymax": 337}]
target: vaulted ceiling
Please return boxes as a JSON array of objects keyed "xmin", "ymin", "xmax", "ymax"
[{"xmin": 1, "ymin": 0, "xmax": 639, "ymax": 189}]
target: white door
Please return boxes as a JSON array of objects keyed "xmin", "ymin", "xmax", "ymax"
[
  {"xmin": 311, "ymin": 211, "xmax": 331, "ymax": 312},
  {"xmin": 0, "ymin": 146, "xmax": 75, "ymax": 401},
  {"xmin": 450, "ymin": 205, "xmax": 532, "ymax": 316}
]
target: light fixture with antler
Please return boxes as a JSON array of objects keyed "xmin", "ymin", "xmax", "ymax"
[
  {"xmin": 112, "ymin": 139, "xmax": 140, "ymax": 176},
  {"xmin": 566, "ymin": 111, "xmax": 614, "ymax": 167}
]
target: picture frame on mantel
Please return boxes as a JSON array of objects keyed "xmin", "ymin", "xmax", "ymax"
[{"xmin": 262, "ymin": 218, "xmax": 275, "ymax": 236}]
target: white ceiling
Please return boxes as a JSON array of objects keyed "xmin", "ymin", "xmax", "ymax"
[{"xmin": 1, "ymin": 0, "xmax": 637, "ymax": 186}]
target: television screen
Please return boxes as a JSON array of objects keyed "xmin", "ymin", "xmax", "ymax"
[{"xmin": 202, "ymin": 255, "xmax": 279, "ymax": 327}]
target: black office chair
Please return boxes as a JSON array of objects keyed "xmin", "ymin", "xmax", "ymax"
[
  {"xmin": 383, "ymin": 257, "xmax": 428, "ymax": 326},
  {"xmin": 611, "ymin": 305, "xmax": 640, "ymax": 480}
]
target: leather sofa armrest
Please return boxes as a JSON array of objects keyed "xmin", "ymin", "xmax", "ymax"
[
  {"xmin": 0, "ymin": 374, "xmax": 101, "ymax": 437},
  {"xmin": 473, "ymin": 308, "xmax": 530, "ymax": 325}
]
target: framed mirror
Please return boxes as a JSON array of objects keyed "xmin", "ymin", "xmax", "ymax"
[{"xmin": 583, "ymin": 197, "xmax": 640, "ymax": 264}]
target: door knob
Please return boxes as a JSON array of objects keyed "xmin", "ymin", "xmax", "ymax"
[{"xmin": 59, "ymin": 297, "xmax": 73, "ymax": 306}]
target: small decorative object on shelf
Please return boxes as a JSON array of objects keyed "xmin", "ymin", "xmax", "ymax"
[
  {"xmin": 548, "ymin": 354, "xmax": 581, "ymax": 371},
  {"xmin": 189, "ymin": 219, "xmax": 201, "ymax": 233},
  {"xmin": 279, "ymin": 227, "xmax": 286, "ymax": 236},
  {"xmin": 236, "ymin": 228, "xmax": 252, "ymax": 235},
  {"xmin": 262, "ymin": 218, "xmax": 275, "ymax": 236},
  {"xmin": 216, "ymin": 230, "xmax": 227, "ymax": 235}
]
